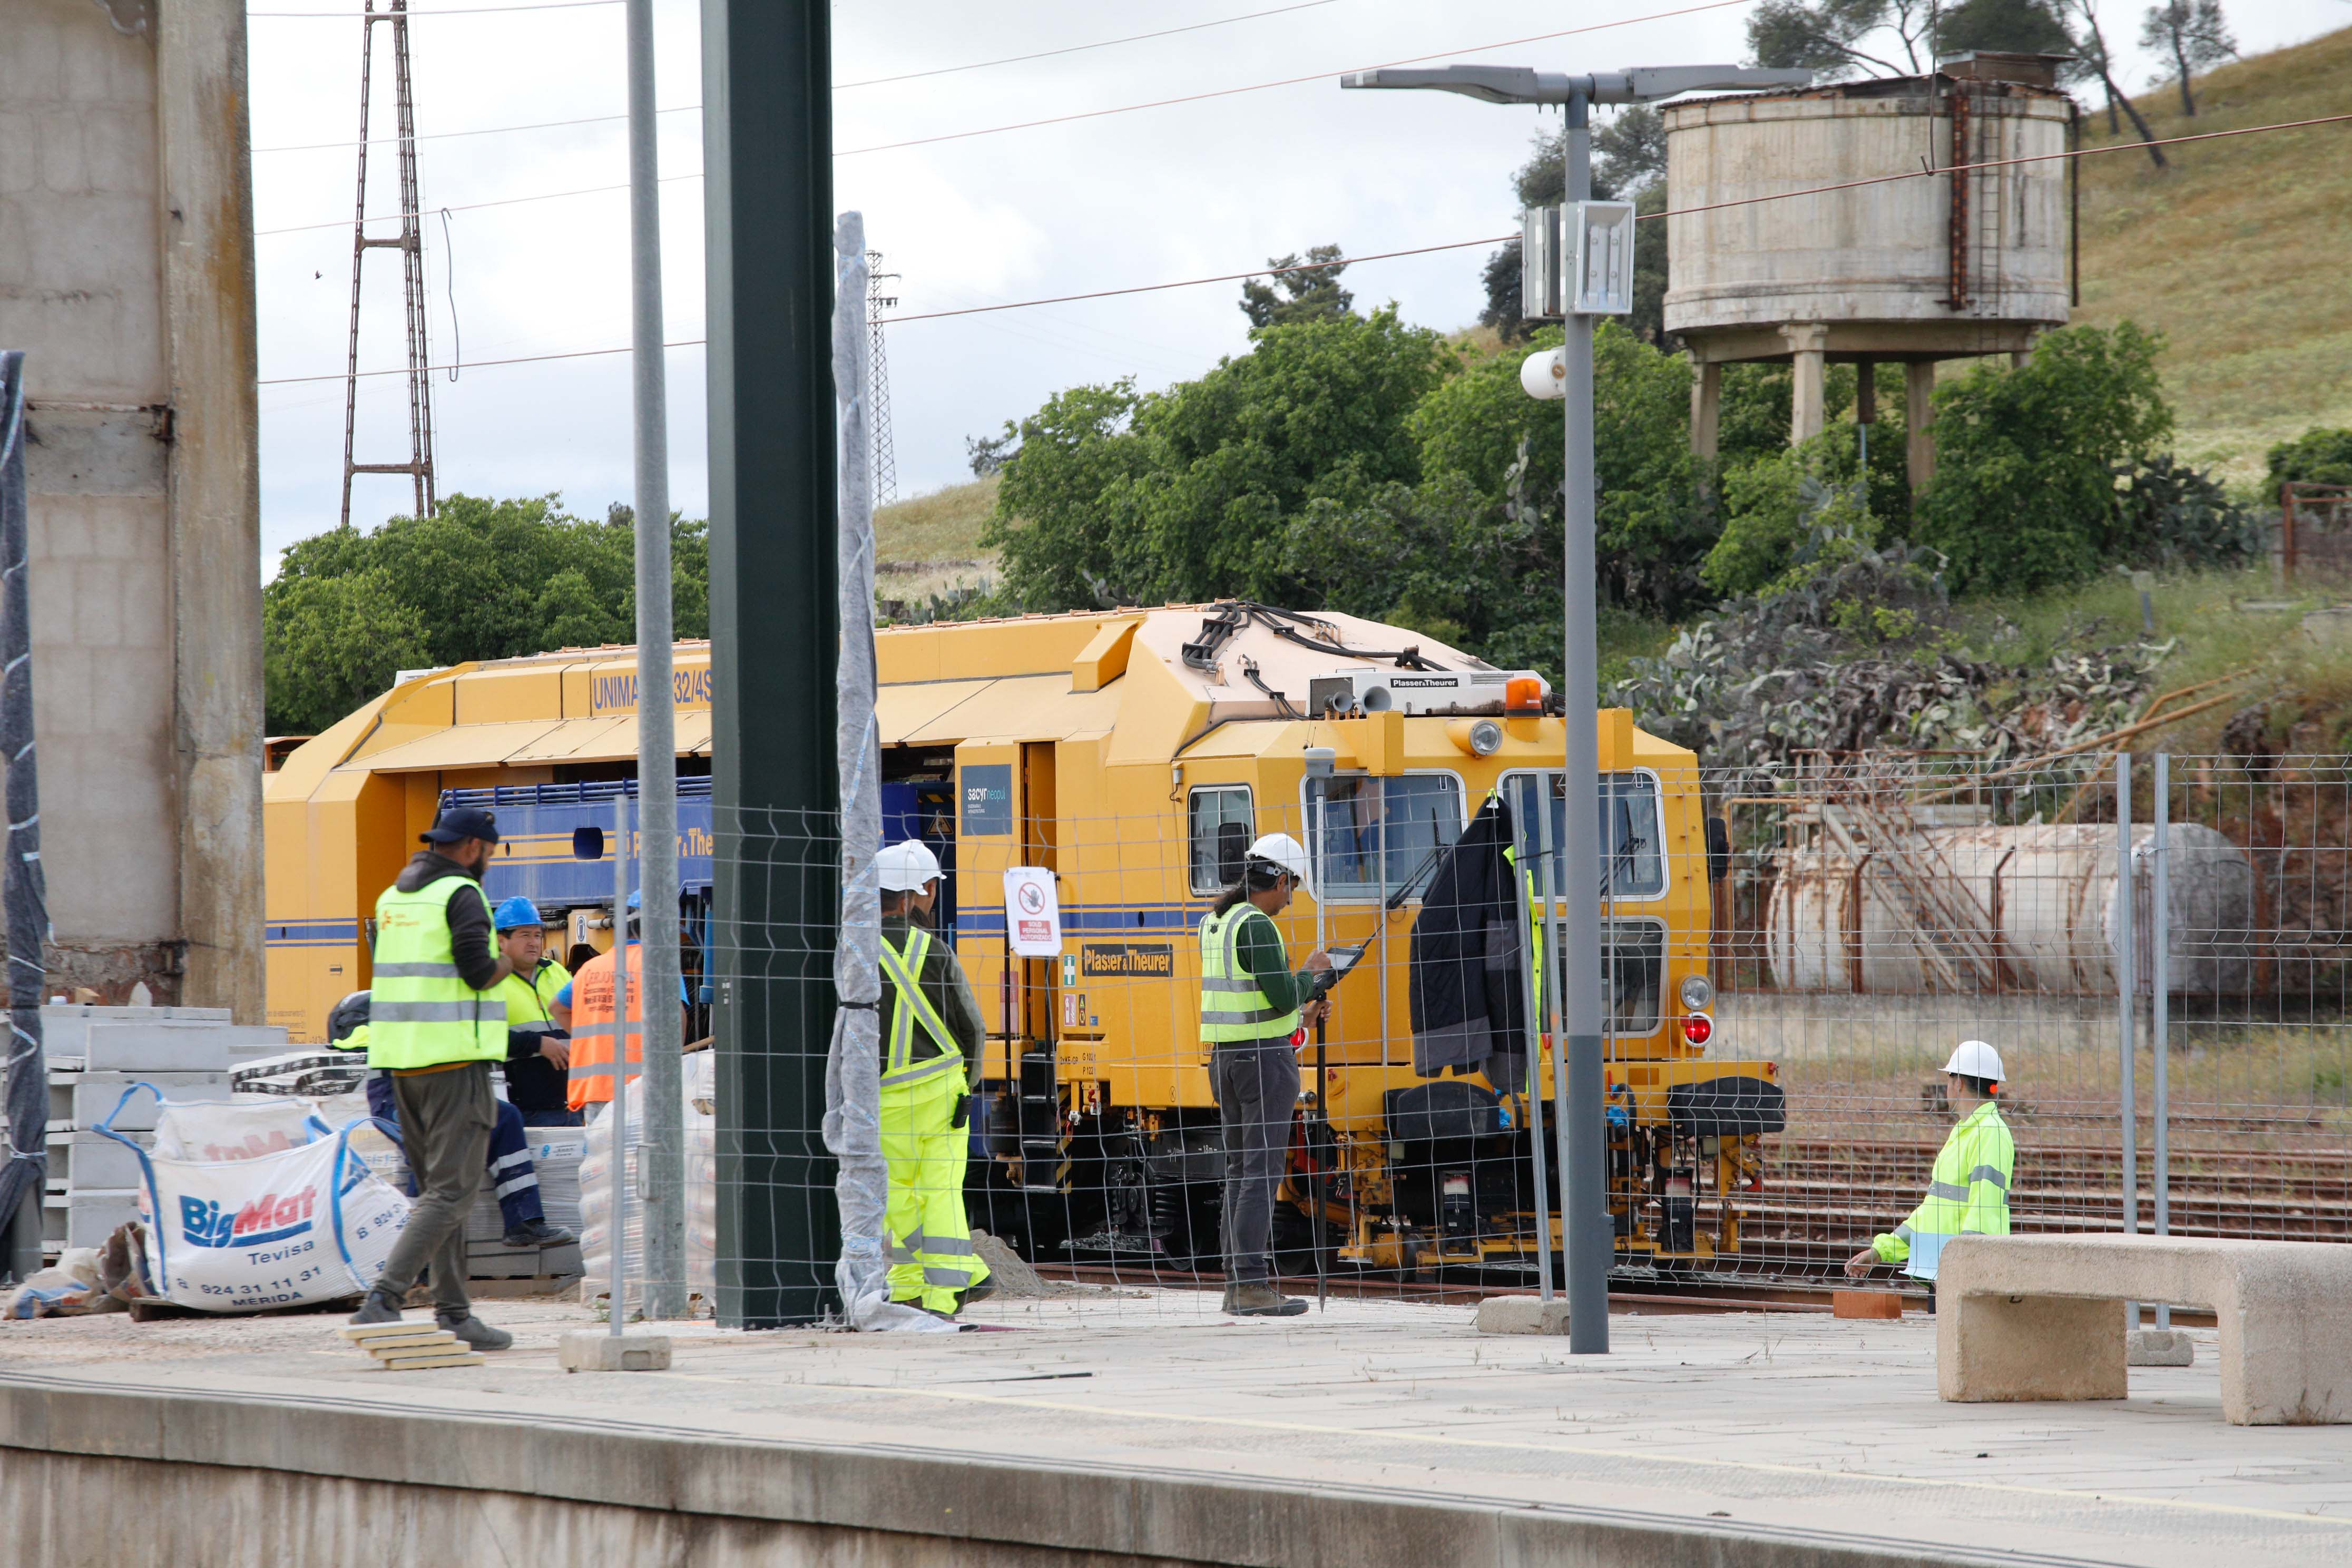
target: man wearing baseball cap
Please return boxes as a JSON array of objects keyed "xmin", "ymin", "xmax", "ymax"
[
  {"xmin": 1846, "ymin": 1039, "xmax": 2015, "ymax": 1310},
  {"xmin": 347, "ymin": 805, "xmax": 517, "ymax": 1349}
]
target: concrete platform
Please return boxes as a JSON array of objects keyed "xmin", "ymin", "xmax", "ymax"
[{"xmin": 5, "ymin": 1291, "xmax": 2350, "ymax": 1566}]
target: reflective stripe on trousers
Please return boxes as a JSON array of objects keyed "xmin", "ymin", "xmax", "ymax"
[{"xmin": 880, "ymin": 1073, "xmax": 988, "ymax": 1314}]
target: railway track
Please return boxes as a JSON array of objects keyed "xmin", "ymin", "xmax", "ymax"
[{"xmin": 1020, "ymin": 1134, "xmax": 2350, "ymax": 1307}]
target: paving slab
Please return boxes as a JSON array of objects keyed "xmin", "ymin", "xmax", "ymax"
[{"xmin": 5, "ymin": 1289, "xmax": 2350, "ymax": 1566}]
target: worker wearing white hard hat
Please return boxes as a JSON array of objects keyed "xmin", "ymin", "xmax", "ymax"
[
  {"xmin": 1845, "ymin": 1040, "xmax": 2015, "ymax": 1308},
  {"xmin": 876, "ymin": 838, "xmax": 944, "ymax": 894},
  {"xmin": 1198, "ymin": 830, "xmax": 1332, "ymax": 1318},
  {"xmin": 874, "ymin": 840, "xmax": 993, "ymax": 1317}
]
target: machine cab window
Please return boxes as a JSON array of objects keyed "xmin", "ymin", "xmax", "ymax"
[
  {"xmin": 1187, "ymin": 786, "xmax": 1255, "ymax": 896},
  {"xmin": 1502, "ymin": 769, "xmax": 1667, "ymax": 900},
  {"xmin": 1307, "ymin": 772, "xmax": 1466, "ymax": 901}
]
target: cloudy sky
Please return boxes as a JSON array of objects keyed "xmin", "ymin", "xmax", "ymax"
[{"xmin": 248, "ymin": 0, "xmax": 2346, "ymax": 569}]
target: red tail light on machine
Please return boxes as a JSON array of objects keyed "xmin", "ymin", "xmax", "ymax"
[{"xmin": 1681, "ymin": 1011, "xmax": 1713, "ymax": 1046}]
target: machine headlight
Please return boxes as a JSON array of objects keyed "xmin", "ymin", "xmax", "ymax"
[
  {"xmin": 1446, "ymin": 718, "xmax": 1503, "ymax": 757},
  {"xmin": 1678, "ymin": 974, "xmax": 1713, "ymax": 1012}
]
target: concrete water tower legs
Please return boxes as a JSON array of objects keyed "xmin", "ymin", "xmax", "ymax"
[{"xmin": 1684, "ymin": 322, "xmax": 2042, "ymax": 494}]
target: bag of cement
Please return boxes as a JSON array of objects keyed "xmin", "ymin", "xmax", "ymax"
[
  {"xmin": 576, "ymin": 1076, "xmax": 719, "ymax": 1305},
  {"xmin": 95, "ymin": 1085, "xmax": 412, "ymax": 1312},
  {"xmin": 4, "ymin": 1249, "xmax": 104, "ymax": 1318},
  {"xmin": 151, "ymin": 1094, "xmax": 331, "ymax": 1163}
]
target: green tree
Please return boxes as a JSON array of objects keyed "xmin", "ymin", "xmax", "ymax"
[
  {"xmin": 1939, "ymin": 0, "xmax": 2078, "ymax": 56},
  {"xmin": 262, "ymin": 567, "xmax": 432, "ymax": 734},
  {"xmin": 987, "ymin": 310, "xmax": 1445, "ymax": 610},
  {"xmin": 1238, "ymin": 244, "xmax": 1353, "ymax": 329},
  {"xmin": 1915, "ymin": 322, "xmax": 2173, "ymax": 593},
  {"xmin": 2138, "ymin": 0, "xmax": 2236, "ymax": 116},
  {"xmin": 263, "ymin": 494, "xmax": 711, "ymax": 732},
  {"xmin": 983, "ymin": 380, "xmax": 1151, "ymax": 609},
  {"xmin": 1701, "ymin": 437, "xmax": 1880, "ymax": 599},
  {"xmin": 1411, "ymin": 321, "xmax": 1708, "ymax": 614},
  {"xmin": 2266, "ymin": 428, "xmax": 2352, "ymax": 493}
]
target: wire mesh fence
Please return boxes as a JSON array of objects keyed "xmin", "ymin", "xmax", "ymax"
[{"xmin": 675, "ymin": 750, "xmax": 2352, "ymax": 1324}]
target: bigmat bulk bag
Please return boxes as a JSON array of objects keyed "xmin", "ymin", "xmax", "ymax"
[{"xmin": 94, "ymin": 1085, "xmax": 413, "ymax": 1313}]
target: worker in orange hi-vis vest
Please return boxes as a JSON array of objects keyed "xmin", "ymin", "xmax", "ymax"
[{"xmin": 554, "ymin": 889, "xmax": 690, "ymax": 1114}]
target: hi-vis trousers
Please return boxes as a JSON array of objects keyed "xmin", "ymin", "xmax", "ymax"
[{"xmin": 880, "ymin": 1069, "xmax": 990, "ymax": 1312}]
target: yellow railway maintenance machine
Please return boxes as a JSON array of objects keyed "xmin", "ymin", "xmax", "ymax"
[{"xmin": 265, "ymin": 602, "xmax": 1782, "ymax": 1277}]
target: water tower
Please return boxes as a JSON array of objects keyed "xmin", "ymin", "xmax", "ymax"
[{"xmin": 1664, "ymin": 54, "xmax": 2077, "ymax": 489}]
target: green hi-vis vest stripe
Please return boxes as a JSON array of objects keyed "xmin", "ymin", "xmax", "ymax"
[
  {"xmin": 367, "ymin": 874, "xmax": 507, "ymax": 1070},
  {"xmin": 880, "ymin": 928, "xmax": 961, "ymax": 1088},
  {"xmin": 1197, "ymin": 906, "xmax": 1299, "ymax": 1044}
]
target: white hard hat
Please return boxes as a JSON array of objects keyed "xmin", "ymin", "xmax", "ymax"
[
  {"xmin": 1246, "ymin": 832, "xmax": 1312, "ymax": 893},
  {"xmin": 1944, "ymin": 1040, "xmax": 2004, "ymax": 1082},
  {"xmin": 876, "ymin": 839, "xmax": 943, "ymax": 893}
]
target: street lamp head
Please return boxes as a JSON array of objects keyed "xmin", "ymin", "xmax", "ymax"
[
  {"xmin": 1339, "ymin": 66, "xmax": 1551, "ymax": 104},
  {"xmin": 1339, "ymin": 63, "xmax": 1810, "ymax": 106},
  {"xmin": 1612, "ymin": 65, "xmax": 1812, "ymax": 102}
]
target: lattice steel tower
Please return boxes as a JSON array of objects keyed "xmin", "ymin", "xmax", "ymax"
[
  {"xmin": 340, "ymin": 0, "xmax": 437, "ymax": 527},
  {"xmin": 866, "ymin": 250, "xmax": 899, "ymax": 507}
]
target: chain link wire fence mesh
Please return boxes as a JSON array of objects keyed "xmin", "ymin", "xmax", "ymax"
[{"xmin": 689, "ymin": 750, "xmax": 2350, "ymax": 1321}]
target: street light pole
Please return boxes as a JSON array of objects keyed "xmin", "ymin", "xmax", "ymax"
[
  {"xmin": 625, "ymin": 0, "xmax": 685, "ymax": 1321},
  {"xmin": 1554, "ymin": 85, "xmax": 1610, "ymax": 1352},
  {"xmin": 1341, "ymin": 61, "xmax": 1806, "ymax": 1356}
]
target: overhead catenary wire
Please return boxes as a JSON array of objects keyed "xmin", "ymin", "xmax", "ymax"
[
  {"xmin": 261, "ymin": 108, "xmax": 2352, "ymax": 385},
  {"xmin": 249, "ymin": 2, "xmax": 620, "ymax": 16},
  {"xmin": 251, "ymin": 1, "xmax": 1759, "ymax": 164},
  {"xmin": 834, "ymin": 0, "xmax": 1762, "ymax": 158},
  {"xmin": 836, "ymin": 1, "xmax": 1345, "ymax": 90},
  {"xmin": 878, "ymin": 107, "xmax": 2352, "ymax": 324}
]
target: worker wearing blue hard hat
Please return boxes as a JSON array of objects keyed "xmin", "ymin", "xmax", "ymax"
[
  {"xmin": 492, "ymin": 897, "xmax": 580, "ymax": 1133},
  {"xmin": 330, "ymin": 986, "xmax": 576, "ymax": 1253}
]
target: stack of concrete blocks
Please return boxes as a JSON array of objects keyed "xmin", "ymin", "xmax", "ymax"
[
  {"xmin": 464, "ymin": 1122, "xmax": 587, "ymax": 1282},
  {"xmin": 35, "ymin": 1004, "xmax": 286, "ymax": 1257},
  {"xmin": 338, "ymin": 1108, "xmax": 588, "ymax": 1285}
]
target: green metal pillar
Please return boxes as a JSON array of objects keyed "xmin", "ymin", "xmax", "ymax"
[{"xmin": 702, "ymin": 0, "xmax": 838, "ymax": 1327}]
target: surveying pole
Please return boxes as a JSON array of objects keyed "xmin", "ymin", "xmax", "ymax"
[{"xmin": 1341, "ymin": 63, "xmax": 1806, "ymax": 1353}]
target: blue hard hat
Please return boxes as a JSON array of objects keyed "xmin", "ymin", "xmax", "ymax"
[
  {"xmin": 626, "ymin": 889, "xmax": 642, "ymax": 911},
  {"xmin": 493, "ymin": 896, "xmax": 545, "ymax": 932}
]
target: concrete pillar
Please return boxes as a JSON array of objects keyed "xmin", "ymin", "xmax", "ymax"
[
  {"xmin": 1906, "ymin": 360, "xmax": 1938, "ymax": 493},
  {"xmin": 1781, "ymin": 323, "xmax": 1828, "ymax": 444},
  {"xmin": 3, "ymin": 0, "xmax": 261, "ymax": 1018},
  {"xmin": 1689, "ymin": 360, "xmax": 1722, "ymax": 459},
  {"xmin": 160, "ymin": 0, "xmax": 264, "ymax": 1022}
]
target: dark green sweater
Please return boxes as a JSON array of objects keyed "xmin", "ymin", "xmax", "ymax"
[{"xmin": 1228, "ymin": 905, "xmax": 1319, "ymax": 1015}]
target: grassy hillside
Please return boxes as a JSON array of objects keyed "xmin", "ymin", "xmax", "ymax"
[
  {"xmin": 873, "ymin": 474, "xmax": 999, "ymax": 605},
  {"xmin": 2074, "ymin": 26, "xmax": 2352, "ymax": 485}
]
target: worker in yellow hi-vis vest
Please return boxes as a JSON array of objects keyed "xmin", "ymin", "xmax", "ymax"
[
  {"xmin": 1846, "ymin": 1040, "xmax": 2016, "ymax": 1312},
  {"xmin": 1198, "ymin": 832, "xmax": 1330, "ymax": 1319},
  {"xmin": 875, "ymin": 839, "xmax": 993, "ymax": 1318}
]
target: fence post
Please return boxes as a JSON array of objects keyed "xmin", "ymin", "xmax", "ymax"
[
  {"xmin": 1509, "ymin": 786, "xmax": 1553, "ymax": 1305},
  {"xmin": 610, "ymin": 790, "xmax": 633, "ymax": 1333},
  {"xmin": 2152, "ymin": 753, "xmax": 2171, "ymax": 1330},
  {"xmin": 2116, "ymin": 753, "xmax": 2137, "ymax": 1334}
]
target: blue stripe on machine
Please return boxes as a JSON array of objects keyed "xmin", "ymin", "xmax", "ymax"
[{"xmin": 956, "ymin": 903, "xmax": 1203, "ymax": 941}]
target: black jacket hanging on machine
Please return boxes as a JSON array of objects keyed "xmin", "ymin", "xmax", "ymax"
[{"xmin": 1407, "ymin": 795, "xmax": 1528, "ymax": 1077}]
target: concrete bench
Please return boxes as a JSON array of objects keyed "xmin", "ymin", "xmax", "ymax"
[{"xmin": 1936, "ymin": 1233, "xmax": 2352, "ymax": 1425}]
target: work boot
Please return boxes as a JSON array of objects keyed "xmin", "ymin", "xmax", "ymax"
[
  {"xmin": 435, "ymin": 1310, "xmax": 514, "ymax": 1352},
  {"xmin": 502, "ymin": 1219, "xmax": 576, "ymax": 1250},
  {"xmin": 1227, "ymin": 1282, "xmax": 1306, "ymax": 1318},
  {"xmin": 348, "ymin": 1287, "xmax": 403, "ymax": 1326}
]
